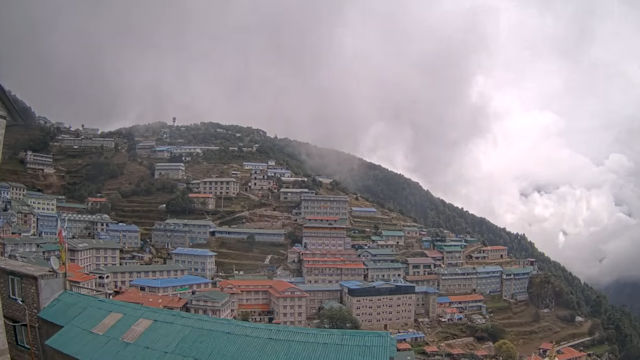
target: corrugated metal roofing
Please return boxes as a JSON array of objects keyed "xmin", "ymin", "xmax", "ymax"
[
  {"xmin": 40, "ymin": 292, "xmax": 396, "ymax": 360},
  {"xmin": 171, "ymin": 248, "xmax": 217, "ymax": 256},
  {"xmin": 131, "ymin": 275, "xmax": 211, "ymax": 288}
]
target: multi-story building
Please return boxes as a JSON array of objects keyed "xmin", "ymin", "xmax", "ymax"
[
  {"xmin": 405, "ymin": 257, "xmax": 436, "ymax": 276},
  {"xmin": 154, "ymin": 162, "xmax": 186, "ymax": 179},
  {"xmin": 0, "ymin": 118, "xmax": 5, "ymax": 165},
  {"xmin": 23, "ymin": 191, "xmax": 57, "ymax": 214},
  {"xmin": 424, "ymin": 249, "xmax": 444, "ymax": 264},
  {"xmin": 0, "ymin": 236, "xmax": 57, "ymax": 258},
  {"xmin": 130, "ymin": 275, "xmax": 212, "ymax": 295},
  {"xmin": 267, "ymin": 168, "xmax": 292, "ymax": 178},
  {"xmin": 66, "ymin": 238, "xmax": 121, "ymax": 272},
  {"xmin": 280, "ymin": 188, "xmax": 315, "ymax": 202},
  {"xmin": 357, "ymin": 248, "xmax": 397, "ymax": 263},
  {"xmin": 437, "ymin": 294, "xmax": 486, "ymax": 315},
  {"xmin": 288, "ymin": 248, "xmax": 359, "ymax": 269},
  {"xmin": 0, "ymin": 182, "xmax": 9, "ymax": 200},
  {"xmin": 91, "ymin": 264, "xmax": 189, "ymax": 291},
  {"xmin": 191, "ymin": 177, "xmax": 239, "ymax": 197},
  {"xmin": 502, "ymin": 266, "xmax": 533, "ymax": 301},
  {"xmin": 473, "ymin": 245, "xmax": 508, "ymax": 261},
  {"xmin": 101, "ymin": 223, "xmax": 141, "ymax": 248},
  {"xmin": 364, "ymin": 261, "xmax": 405, "ymax": 282},
  {"xmin": 136, "ymin": 140, "xmax": 156, "ymax": 156},
  {"xmin": 437, "ymin": 266, "xmax": 503, "ymax": 295},
  {"xmin": 302, "ymin": 258, "xmax": 365, "ymax": 284},
  {"xmin": 475, "ymin": 266, "xmax": 504, "ymax": 295},
  {"xmin": 403, "ymin": 227, "xmax": 420, "ymax": 240},
  {"xmin": 436, "ymin": 244, "xmax": 464, "ymax": 267},
  {"xmin": 381, "ymin": 230, "xmax": 405, "ymax": 247},
  {"xmin": 36, "ymin": 213, "xmax": 58, "ymax": 237},
  {"xmin": 7, "ymin": 182, "xmax": 26, "ymax": 201},
  {"xmin": 219, "ymin": 279, "xmax": 309, "ymax": 327},
  {"xmin": 302, "ymin": 221, "xmax": 350, "ymax": 250},
  {"xmin": 189, "ymin": 193, "xmax": 215, "ymax": 210},
  {"xmin": 214, "ymin": 227, "xmax": 285, "ymax": 243},
  {"xmin": 86, "ymin": 197, "xmax": 109, "ymax": 212},
  {"xmin": 63, "ymin": 263, "xmax": 98, "ymax": 295},
  {"xmin": 405, "ymin": 274, "xmax": 439, "ymax": 288},
  {"xmin": 0, "ymin": 257, "xmax": 64, "ymax": 360},
  {"xmin": 415, "ymin": 286, "xmax": 439, "ymax": 320},
  {"xmin": 340, "ymin": 280, "xmax": 416, "ymax": 330},
  {"xmin": 249, "ymin": 169, "xmax": 275, "ymax": 191},
  {"xmin": 24, "ymin": 151, "xmax": 54, "ymax": 173},
  {"xmin": 182, "ymin": 289, "xmax": 234, "ymax": 319},
  {"xmin": 297, "ymin": 283, "xmax": 342, "ymax": 318},
  {"xmin": 300, "ymin": 194, "xmax": 349, "ymax": 220},
  {"xmin": 151, "ymin": 219, "xmax": 214, "ymax": 248},
  {"xmin": 59, "ymin": 213, "xmax": 114, "ymax": 239},
  {"xmin": 171, "ymin": 247, "xmax": 217, "ymax": 279}
]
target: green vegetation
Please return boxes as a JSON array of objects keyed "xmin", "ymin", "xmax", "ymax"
[
  {"xmin": 494, "ymin": 340, "xmax": 517, "ymax": 360},
  {"xmin": 64, "ymin": 158, "xmax": 124, "ymax": 201},
  {"xmin": 316, "ymin": 307, "xmax": 360, "ymax": 330},
  {"xmin": 166, "ymin": 190, "xmax": 195, "ymax": 215}
]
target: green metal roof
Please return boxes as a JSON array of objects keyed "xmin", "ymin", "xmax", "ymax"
[
  {"xmin": 40, "ymin": 292, "xmax": 396, "ymax": 360},
  {"xmin": 381, "ymin": 230, "xmax": 404, "ymax": 237},
  {"xmin": 180, "ymin": 290, "xmax": 229, "ymax": 303}
]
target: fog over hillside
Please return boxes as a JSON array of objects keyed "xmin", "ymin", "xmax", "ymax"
[{"xmin": 1, "ymin": 0, "xmax": 639, "ymax": 288}]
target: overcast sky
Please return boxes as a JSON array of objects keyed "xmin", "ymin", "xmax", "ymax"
[{"xmin": 1, "ymin": 0, "xmax": 639, "ymax": 286}]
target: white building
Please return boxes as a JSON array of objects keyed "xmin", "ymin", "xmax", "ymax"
[
  {"xmin": 171, "ymin": 248, "xmax": 217, "ymax": 279},
  {"xmin": 279, "ymin": 189, "xmax": 315, "ymax": 202},
  {"xmin": 300, "ymin": 194, "xmax": 349, "ymax": 220},
  {"xmin": 24, "ymin": 191, "xmax": 57, "ymax": 214},
  {"xmin": 25, "ymin": 151, "xmax": 54, "ymax": 173},
  {"xmin": 191, "ymin": 178, "xmax": 239, "ymax": 197},
  {"xmin": 154, "ymin": 163, "xmax": 186, "ymax": 179}
]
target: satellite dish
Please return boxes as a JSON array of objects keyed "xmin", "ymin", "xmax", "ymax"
[{"xmin": 49, "ymin": 256, "xmax": 61, "ymax": 273}]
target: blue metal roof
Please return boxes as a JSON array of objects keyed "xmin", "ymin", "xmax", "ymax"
[
  {"xmin": 476, "ymin": 265, "xmax": 504, "ymax": 272},
  {"xmin": 107, "ymin": 223, "xmax": 140, "ymax": 231},
  {"xmin": 171, "ymin": 247, "xmax": 217, "ymax": 256},
  {"xmin": 437, "ymin": 296, "xmax": 451, "ymax": 303},
  {"xmin": 351, "ymin": 207, "xmax": 377, "ymax": 212},
  {"xmin": 130, "ymin": 275, "xmax": 211, "ymax": 288}
]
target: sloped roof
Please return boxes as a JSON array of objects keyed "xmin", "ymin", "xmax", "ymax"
[{"xmin": 40, "ymin": 291, "xmax": 396, "ymax": 360}]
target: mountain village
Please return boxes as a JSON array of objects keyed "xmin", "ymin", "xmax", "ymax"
[{"xmin": 0, "ymin": 89, "xmax": 598, "ymax": 359}]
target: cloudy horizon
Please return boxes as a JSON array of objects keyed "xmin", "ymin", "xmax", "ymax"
[{"xmin": 1, "ymin": 0, "xmax": 639, "ymax": 286}]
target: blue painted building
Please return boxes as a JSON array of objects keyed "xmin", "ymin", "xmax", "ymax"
[
  {"xmin": 101, "ymin": 223, "xmax": 141, "ymax": 248},
  {"xmin": 130, "ymin": 274, "xmax": 212, "ymax": 295}
]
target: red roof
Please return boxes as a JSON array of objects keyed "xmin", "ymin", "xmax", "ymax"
[
  {"xmin": 59, "ymin": 263, "xmax": 96, "ymax": 283},
  {"xmin": 87, "ymin": 197, "xmax": 107, "ymax": 202},
  {"xmin": 526, "ymin": 355, "xmax": 544, "ymax": 360},
  {"xmin": 238, "ymin": 303, "xmax": 271, "ymax": 311},
  {"xmin": 396, "ymin": 343, "xmax": 411, "ymax": 351},
  {"xmin": 482, "ymin": 246, "xmax": 507, "ymax": 251},
  {"xmin": 557, "ymin": 347, "xmax": 587, "ymax": 360},
  {"xmin": 423, "ymin": 345, "xmax": 439, "ymax": 353},
  {"xmin": 304, "ymin": 263, "xmax": 365, "ymax": 269},
  {"xmin": 218, "ymin": 279, "xmax": 307, "ymax": 297},
  {"xmin": 448, "ymin": 294, "xmax": 484, "ymax": 302},
  {"xmin": 113, "ymin": 288, "xmax": 187, "ymax": 309},
  {"xmin": 474, "ymin": 349, "xmax": 490, "ymax": 356},
  {"xmin": 424, "ymin": 250, "xmax": 443, "ymax": 258},
  {"xmin": 189, "ymin": 193, "xmax": 213, "ymax": 198},
  {"xmin": 444, "ymin": 308, "xmax": 459, "ymax": 314},
  {"xmin": 303, "ymin": 257, "xmax": 346, "ymax": 261},
  {"xmin": 539, "ymin": 342, "xmax": 554, "ymax": 350},
  {"xmin": 447, "ymin": 348, "xmax": 465, "ymax": 355}
]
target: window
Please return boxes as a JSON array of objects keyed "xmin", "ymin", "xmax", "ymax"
[
  {"xmin": 9, "ymin": 276, "xmax": 22, "ymax": 300},
  {"xmin": 14, "ymin": 324, "xmax": 29, "ymax": 348}
]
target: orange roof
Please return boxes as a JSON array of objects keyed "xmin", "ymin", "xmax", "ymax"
[
  {"xmin": 87, "ymin": 197, "xmax": 107, "ymax": 202},
  {"xmin": 113, "ymin": 288, "xmax": 187, "ymax": 309},
  {"xmin": 474, "ymin": 349, "xmax": 490, "ymax": 356},
  {"xmin": 444, "ymin": 308, "xmax": 459, "ymax": 314},
  {"xmin": 396, "ymin": 343, "xmax": 411, "ymax": 351},
  {"xmin": 423, "ymin": 345, "xmax": 439, "ymax": 353},
  {"xmin": 219, "ymin": 279, "xmax": 304, "ymax": 295},
  {"xmin": 59, "ymin": 263, "xmax": 96, "ymax": 283},
  {"xmin": 238, "ymin": 303, "xmax": 271, "ymax": 311},
  {"xmin": 303, "ymin": 257, "xmax": 346, "ymax": 261},
  {"xmin": 448, "ymin": 294, "xmax": 484, "ymax": 302},
  {"xmin": 482, "ymin": 246, "xmax": 507, "ymax": 250},
  {"xmin": 189, "ymin": 193, "xmax": 214, "ymax": 198},
  {"xmin": 539, "ymin": 342, "xmax": 554, "ymax": 350},
  {"xmin": 305, "ymin": 216, "xmax": 340, "ymax": 221},
  {"xmin": 526, "ymin": 355, "xmax": 544, "ymax": 360},
  {"xmin": 447, "ymin": 348, "xmax": 465, "ymax": 355},
  {"xmin": 304, "ymin": 263, "xmax": 365, "ymax": 269},
  {"xmin": 557, "ymin": 347, "xmax": 587, "ymax": 360},
  {"xmin": 424, "ymin": 250, "xmax": 443, "ymax": 257}
]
